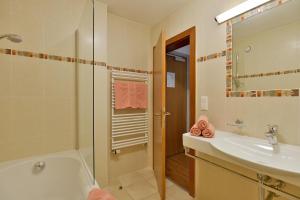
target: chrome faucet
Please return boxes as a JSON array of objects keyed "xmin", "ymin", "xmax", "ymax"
[{"xmin": 265, "ymin": 125, "xmax": 279, "ymax": 146}]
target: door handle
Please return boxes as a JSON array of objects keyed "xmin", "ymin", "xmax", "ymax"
[
  {"xmin": 164, "ymin": 112, "xmax": 171, "ymax": 116},
  {"xmin": 154, "ymin": 112, "xmax": 171, "ymax": 117}
]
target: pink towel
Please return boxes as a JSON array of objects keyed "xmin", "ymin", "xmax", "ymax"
[
  {"xmin": 202, "ymin": 123, "xmax": 215, "ymax": 138},
  {"xmin": 190, "ymin": 124, "xmax": 201, "ymax": 136},
  {"xmin": 87, "ymin": 188, "xmax": 115, "ymax": 200},
  {"xmin": 134, "ymin": 82, "xmax": 148, "ymax": 109},
  {"xmin": 196, "ymin": 115, "xmax": 209, "ymax": 131},
  {"xmin": 114, "ymin": 81, "xmax": 148, "ymax": 109},
  {"xmin": 114, "ymin": 81, "xmax": 130, "ymax": 109}
]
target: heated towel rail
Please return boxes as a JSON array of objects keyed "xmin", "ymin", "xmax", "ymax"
[{"xmin": 111, "ymin": 70, "xmax": 149, "ymax": 153}]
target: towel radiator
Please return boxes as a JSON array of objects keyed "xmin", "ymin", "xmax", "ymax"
[{"xmin": 111, "ymin": 70, "xmax": 149, "ymax": 153}]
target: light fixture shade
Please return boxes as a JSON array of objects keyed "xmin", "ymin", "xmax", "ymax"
[{"xmin": 215, "ymin": 0, "xmax": 272, "ymax": 24}]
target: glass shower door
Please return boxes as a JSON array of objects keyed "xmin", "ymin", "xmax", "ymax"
[
  {"xmin": 76, "ymin": 0, "xmax": 95, "ymax": 182},
  {"xmin": 0, "ymin": 0, "xmax": 95, "ymax": 183}
]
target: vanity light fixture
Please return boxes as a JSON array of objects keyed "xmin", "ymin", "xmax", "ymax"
[{"xmin": 215, "ymin": 0, "xmax": 272, "ymax": 24}]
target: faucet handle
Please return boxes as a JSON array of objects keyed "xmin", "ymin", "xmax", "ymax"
[{"xmin": 267, "ymin": 124, "xmax": 278, "ymax": 134}]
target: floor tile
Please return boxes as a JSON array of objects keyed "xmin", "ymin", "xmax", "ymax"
[
  {"xmin": 166, "ymin": 178, "xmax": 174, "ymax": 188},
  {"xmin": 104, "ymin": 185, "xmax": 133, "ymax": 200},
  {"xmin": 142, "ymin": 192, "xmax": 161, "ymax": 200},
  {"xmin": 166, "ymin": 184, "xmax": 193, "ymax": 200},
  {"xmin": 125, "ymin": 180, "xmax": 157, "ymax": 200},
  {"xmin": 147, "ymin": 177, "xmax": 174, "ymax": 190},
  {"xmin": 146, "ymin": 176, "xmax": 158, "ymax": 189},
  {"xmin": 137, "ymin": 167, "xmax": 155, "ymax": 180},
  {"xmin": 119, "ymin": 171, "xmax": 146, "ymax": 186},
  {"xmin": 105, "ymin": 168, "xmax": 194, "ymax": 200}
]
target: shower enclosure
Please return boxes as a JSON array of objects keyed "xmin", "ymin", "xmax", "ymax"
[{"xmin": 0, "ymin": 0, "xmax": 96, "ymax": 198}]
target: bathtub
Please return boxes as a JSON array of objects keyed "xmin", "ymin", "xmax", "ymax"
[{"xmin": 0, "ymin": 150, "xmax": 97, "ymax": 200}]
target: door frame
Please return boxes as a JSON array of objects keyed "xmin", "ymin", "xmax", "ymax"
[{"xmin": 165, "ymin": 26, "xmax": 196, "ymax": 197}]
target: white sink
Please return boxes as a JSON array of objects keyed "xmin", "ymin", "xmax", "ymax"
[
  {"xmin": 183, "ymin": 130, "xmax": 300, "ymax": 187},
  {"xmin": 210, "ymin": 136, "xmax": 300, "ymax": 175}
]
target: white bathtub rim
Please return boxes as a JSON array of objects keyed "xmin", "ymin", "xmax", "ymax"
[{"xmin": 0, "ymin": 150, "xmax": 98, "ymax": 188}]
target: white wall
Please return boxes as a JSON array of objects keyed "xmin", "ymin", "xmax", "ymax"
[
  {"xmin": 107, "ymin": 13, "xmax": 152, "ymax": 70},
  {"xmin": 107, "ymin": 12, "xmax": 153, "ymax": 183}
]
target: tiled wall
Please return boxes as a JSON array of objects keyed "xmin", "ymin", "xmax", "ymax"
[
  {"xmin": 0, "ymin": 53, "xmax": 77, "ymax": 162},
  {"xmin": 0, "ymin": 0, "xmax": 84, "ymax": 162}
]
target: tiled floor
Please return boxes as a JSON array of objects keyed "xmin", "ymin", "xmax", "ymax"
[{"xmin": 104, "ymin": 167, "xmax": 194, "ymax": 200}]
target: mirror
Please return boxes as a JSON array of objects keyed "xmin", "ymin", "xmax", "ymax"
[{"xmin": 230, "ymin": 0, "xmax": 300, "ymax": 93}]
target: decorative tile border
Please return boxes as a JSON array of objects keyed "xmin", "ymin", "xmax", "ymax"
[
  {"xmin": 226, "ymin": 20, "xmax": 233, "ymax": 93},
  {"xmin": 197, "ymin": 50, "xmax": 226, "ymax": 62},
  {"xmin": 0, "ymin": 48, "xmax": 152, "ymax": 74},
  {"xmin": 107, "ymin": 65, "xmax": 152, "ymax": 74},
  {"xmin": 0, "ymin": 48, "xmax": 104, "ymax": 66},
  {"xmin": 225, "ymin": 0, "xmax": 298, "ymax": 97},
  {"xmin": 235, "ymin": 68, "xmax": 300, "ymax": 79},
  {"xmin": 226, "ymin": 89, "xmax": 299, "ymax": 97}
]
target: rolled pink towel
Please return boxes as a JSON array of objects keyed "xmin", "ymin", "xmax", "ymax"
[
  {"xmin": 197, "ymin": 115, "xmax": 209, "ymax": 131},
  {"xmin": 202, "ymin": 123, "xmax": 215, "ymax": 138},
  {"xmin": 88, "ymin": 188, "xmax": 116, "ymax": 200},
  {"xmin": 190, "ymin": 124, "xmax": 201, "ymax": 136}
]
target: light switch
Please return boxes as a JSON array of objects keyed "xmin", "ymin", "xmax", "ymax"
[{"xmin": 200, "ymin": 96, "xmax": 208, "ymax": 111}]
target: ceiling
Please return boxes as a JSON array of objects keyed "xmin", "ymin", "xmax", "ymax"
[{"xmin": 98, "ymin": 0, "xmax": 190, "ymax": 26}]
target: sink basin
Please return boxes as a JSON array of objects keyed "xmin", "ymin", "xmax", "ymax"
[{"xmin": 210, "ymin": 136, "xmax": 300, "ymax": 175}]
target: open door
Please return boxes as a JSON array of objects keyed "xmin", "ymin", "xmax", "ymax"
[{"xmin": 153, "ymin": 31, "xmax": 166, "ymax": 200}]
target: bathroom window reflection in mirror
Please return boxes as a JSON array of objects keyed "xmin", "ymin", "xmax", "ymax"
[{"xmin": 231, "ymin": 0, "xmax": 300, "ymax": 92}]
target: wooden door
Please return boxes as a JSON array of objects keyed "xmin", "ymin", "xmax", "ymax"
[{"xmin": 153, "ymin": 31, "xmax": 166, "ymax": 200}]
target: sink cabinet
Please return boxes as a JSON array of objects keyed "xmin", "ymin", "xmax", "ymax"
[
  {"xmin": 197, "ymin": 158, "xmax": 258, "ymax": 200},
  {"xmin": 194, "ymin": 152, "xmax": 300, "ymax": 200}
]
